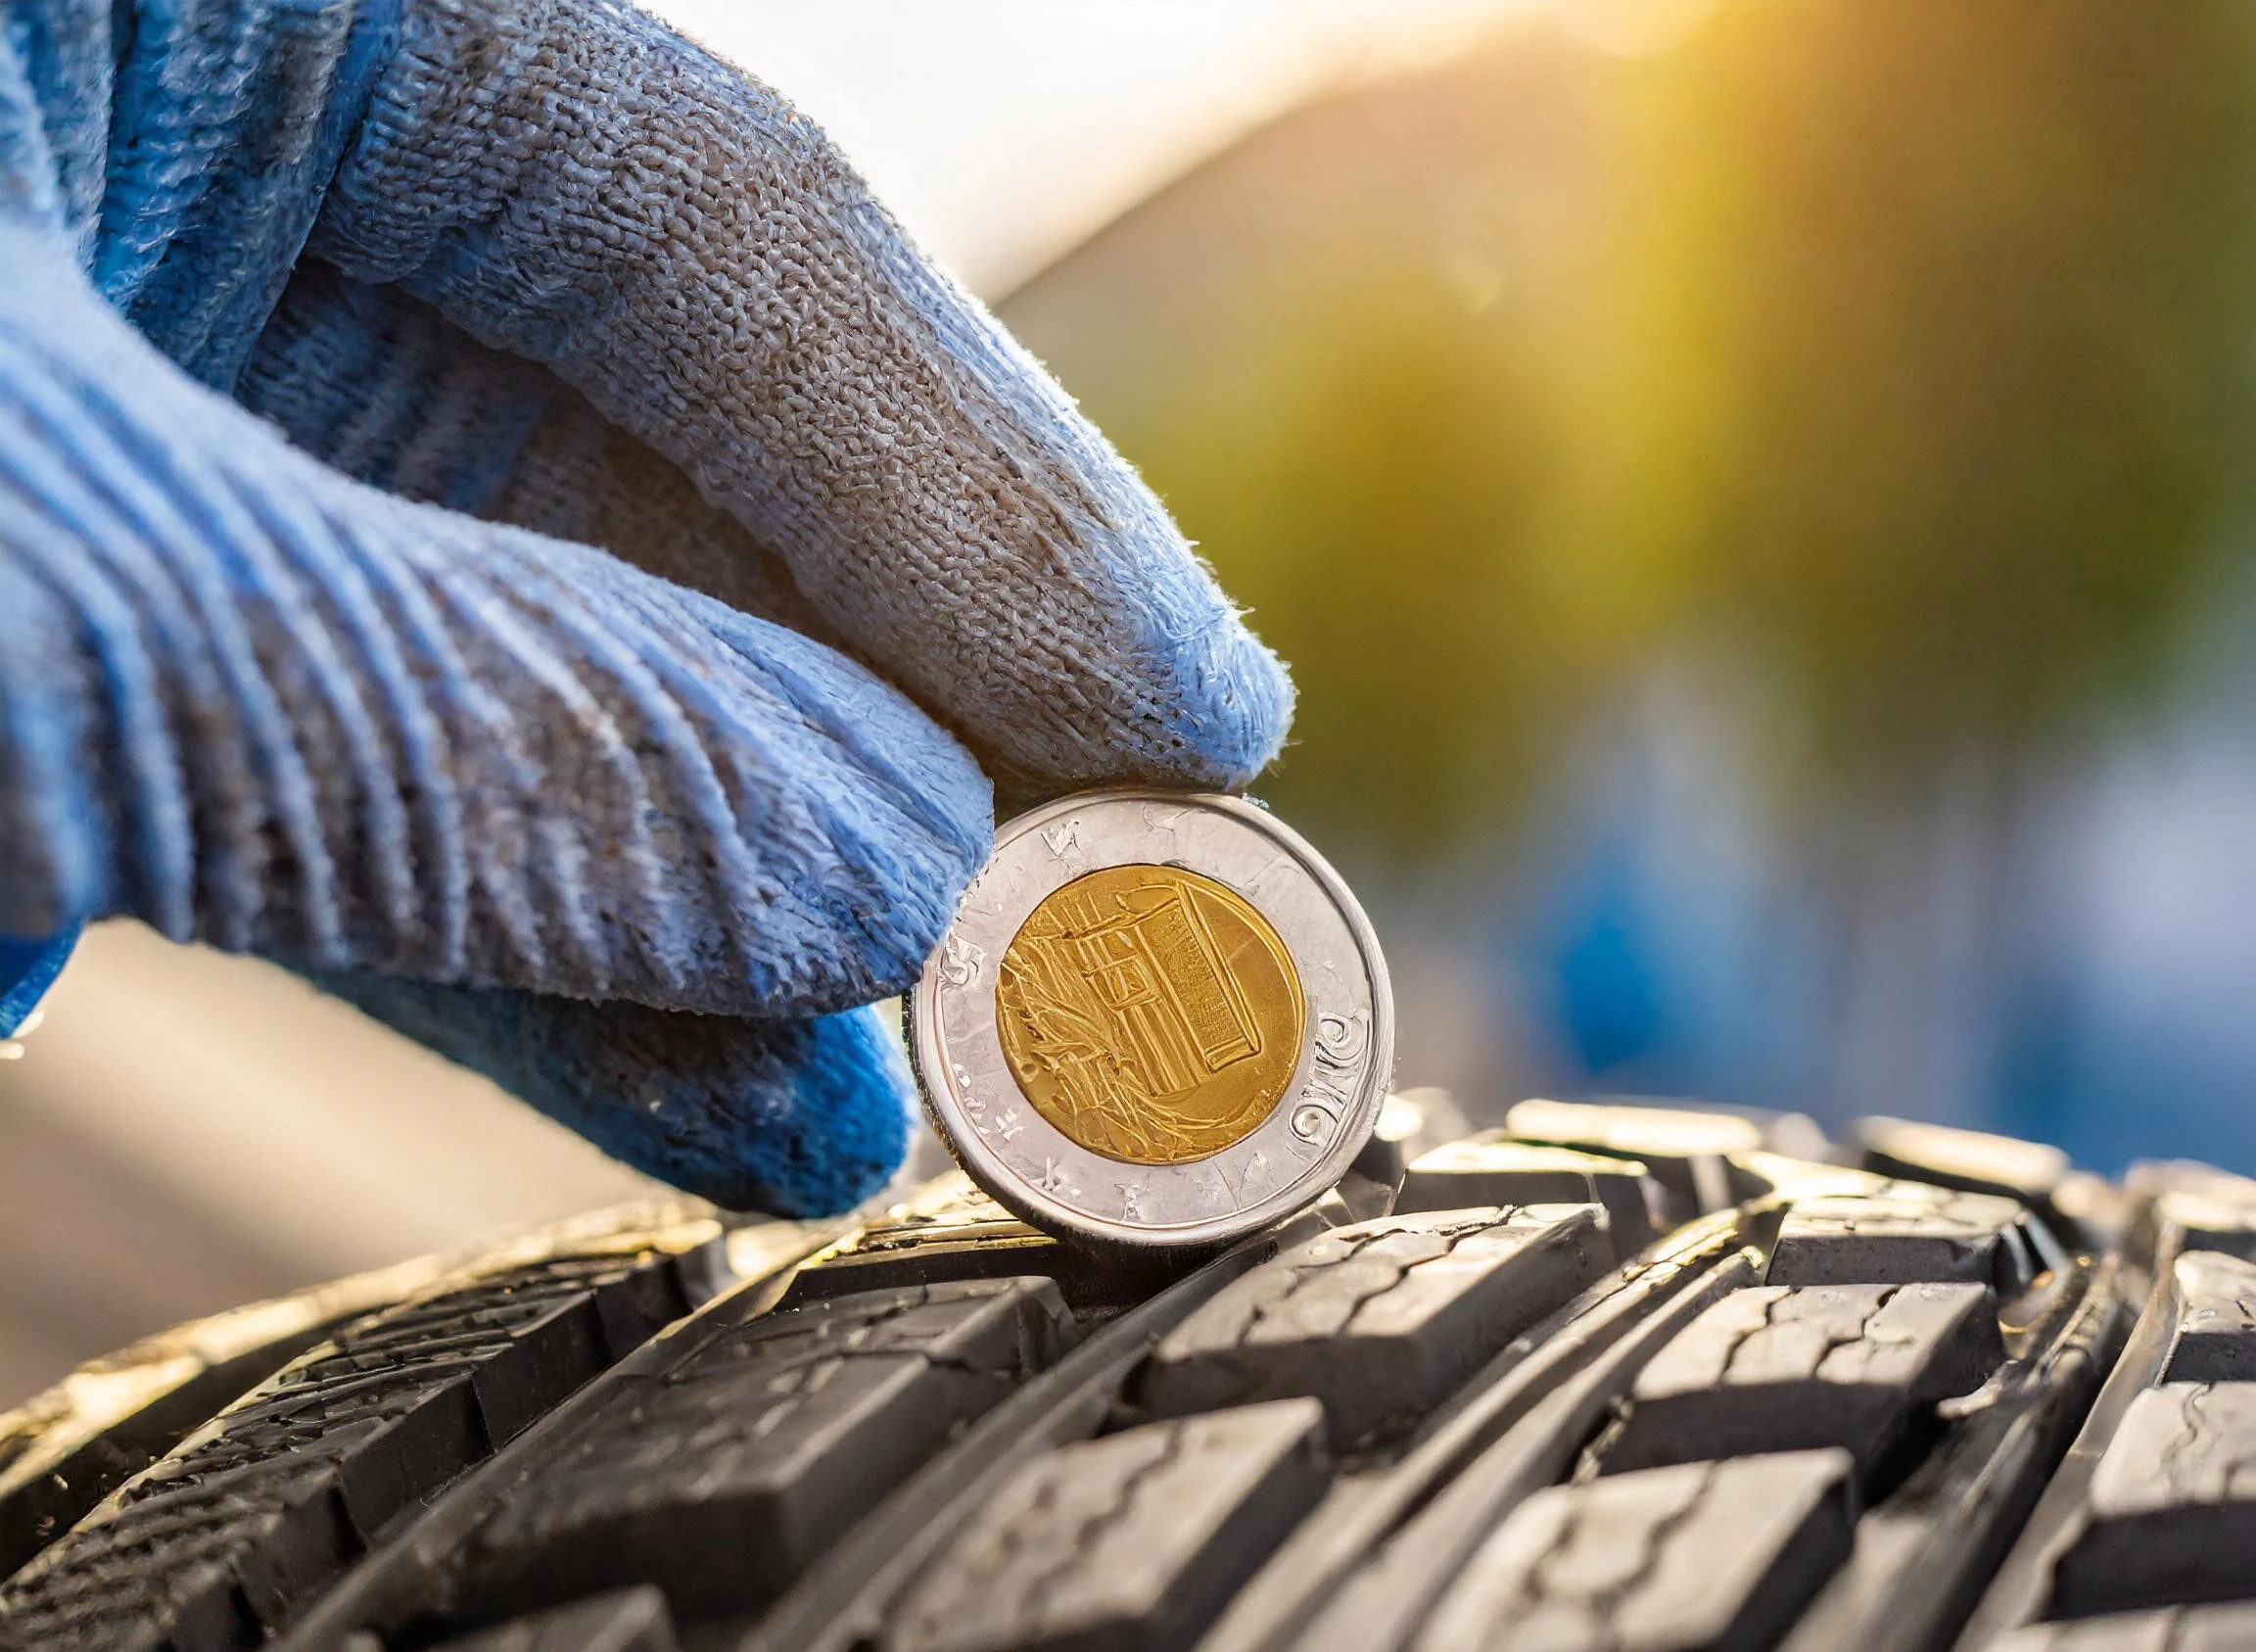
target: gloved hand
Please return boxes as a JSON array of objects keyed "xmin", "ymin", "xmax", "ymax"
[{"xmin": 0, "ymin": 0, "xmax": 1291, "ymax": 1213}]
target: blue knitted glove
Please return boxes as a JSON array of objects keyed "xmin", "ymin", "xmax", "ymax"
[{"xmin": 0, "ymin": 0, "xmax": 1291, "ymax": 1213}]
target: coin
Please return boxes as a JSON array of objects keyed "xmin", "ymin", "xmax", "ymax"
[
  {"xmin": 997, "ymin": 863, "xmax": 1306, "ymax": 1164},
  {"xmin": 909, "ymin": 790, "xmax": 1393, "ymax": 1250}
]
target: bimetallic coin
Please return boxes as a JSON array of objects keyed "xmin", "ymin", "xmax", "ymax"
[{"xmin": 910, "ymin": 791, "xmax": 1393, "ymax": 1250}]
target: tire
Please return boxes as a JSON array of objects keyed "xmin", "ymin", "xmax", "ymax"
[{"xmin": 1, "ymin": 1098, "xmax": 2251, "ymax": 1652}]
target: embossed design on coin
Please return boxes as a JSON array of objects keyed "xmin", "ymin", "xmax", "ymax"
[
  {"xmin": 996, "ymin": 866, "xmax": 1305, "ymax": 1164},
  {"xmin": 939, "ymin": 934, "xmax": 984, "ymax": 988},
  {"xmin": 911, "ymin": 790, "xmax": 1393, "ymax": 1251}
]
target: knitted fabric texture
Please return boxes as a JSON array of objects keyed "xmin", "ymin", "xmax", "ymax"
[{"xmin": 0, "ymin": 0, "xmax": 1292, "ymax": 1212}]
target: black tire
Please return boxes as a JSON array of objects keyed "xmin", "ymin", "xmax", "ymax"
[{"xmin": 3, "ymin": 1098, "xmax": 2253, "ymax": 1652}]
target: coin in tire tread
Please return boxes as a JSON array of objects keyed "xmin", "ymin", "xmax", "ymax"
[{"xmin": 21, "ymin": 1109, "xmax": 2256, "ymax": 1652}]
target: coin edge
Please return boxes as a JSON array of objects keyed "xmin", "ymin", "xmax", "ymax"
[{"xmin": 907, "ymin": 789, "xmax": 1394, "ymax": 1250}]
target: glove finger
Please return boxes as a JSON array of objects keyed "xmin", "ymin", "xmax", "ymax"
[
  {"xmin": 11, "ymin": 7, "xmax": 818, "ymax": 645},
  {"xmin": 2, "ymin": 222, "xmax": 987, "ymax": 1015},
  {"xmin": 308, "ymin": 974, "xmax": 913, "ymax": 1216},
  {"xmin": 308, "ymin": 0, "xmax": 1293, "ymax": 797},
  {"xmin": 235, "ymin": 263, "xmax": 844, "ymax": 645}
]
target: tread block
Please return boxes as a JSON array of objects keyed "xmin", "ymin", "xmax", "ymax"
[
  {"xmin": 887, "ymin": 1398, "xmax": 1330, "ymax": 1652},
  {"xmin": 459, "ymin": 1278, "xmax": 1076, "ymax": 1620},
  {"xmin": 1601, "ymin": 1283, "xmax": 2002, "ymax": 1478},
  {"xmin": 1994, "ymin": 1603, "xmax": 2256, "ymax": 1650},
  {"xmin": 0, "ymin": 1248, "xmax": 696, "ymax": 1652},
  {"xmin": 2127, "ymin": 1162, "xmax": 2256, "ymax": 1204},
  {"xmin": 1337, "ymin": 1092, "xmax": 1449, "ymax": 1220},
  {"xmin": 429, "ymin": 1586, "xmax": 679, "ymax": 1652},
  {"xmin": 1766, "ymin": 1188, "xmax": 2032, "ymax": 1289},
  {"xmin": 790, "ymin": 1180, "xmax": 1049, "ymax": 1292},
  {"xmin": 783, "ymin": 1178, "xmax": 1155, "ymax": 1309},
  {"xmin": 1411, "ymin": 1448, "xmax": 1856, "ymax": 1652},
  {"xmin": 1140, "ymin": 1206, "xmax": 1612, "ymax": 1451},
  {"xmin": 1503, "ymin": 1099, "xmax": 1765, "ymax": 1218},
  {"xmin": 2049, "ymin": 1382, "xmax": 2256, "ymax": 1619},
  {"xmin": 2132, "ymin": 1164, "xmax": 2256, "ymax": 1265},
  {"xmin": 1395, "ymin": 1137, "xmax": 1659, "ymax": 1258},
  {"xmin": 2164, "ymin": 1252, "xmax": 2256, "ymax": 1384},
  {"xmin": 1855, "ymin": 1116, "xmax": 2068, "ymax": 1213},
  {"xmin": 2151, "ymin": 1196, "xmax": 2256, "ymax": 1269},
  {"xmin": 784, "ymin": 1218, "xmax": 1144, "ymax": 1312},
  {"xmin": 784, "ymin": 1219, "xmax": 1070, "ymax": 1301}
]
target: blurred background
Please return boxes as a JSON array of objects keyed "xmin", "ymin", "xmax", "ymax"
[{"xmin": 10, "ymin": 0, "xmax": 2256, "ymax": 1403}]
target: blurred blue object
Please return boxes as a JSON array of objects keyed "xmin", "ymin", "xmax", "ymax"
[
  {"xmin": 1550, "ymin": 854, "xmax": 1668, "ymax": 1079},
  {"xmin": 1512, "ymin": 617, "xmax": 2256, "ymax": 1180},
  {"xmin": 0, "ymin": 925, "xmax": 77, "ymax": 1039}
]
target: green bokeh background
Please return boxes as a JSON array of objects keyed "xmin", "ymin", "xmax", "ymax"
[{"xmin": 1006, "ymin": 0, "xmax": 2256, "ymax": 866}]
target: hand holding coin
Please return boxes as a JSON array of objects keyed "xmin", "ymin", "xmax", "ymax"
[{"xmin": 911, "ymin": 792, "xmax": 1393, "ymax": 1249}]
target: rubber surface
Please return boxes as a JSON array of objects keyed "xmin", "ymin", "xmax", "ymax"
[{"xmin": 3, "ymin": 1101, "xmax": 2254, "ymax": 1652}]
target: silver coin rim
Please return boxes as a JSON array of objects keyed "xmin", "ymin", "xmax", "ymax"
[{"xmin": 909, "ymin": 789, "xmax": 1393, "ymax": 1249}]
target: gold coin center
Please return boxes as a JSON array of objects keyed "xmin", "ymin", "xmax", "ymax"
[{"xmin": 996, "ymin": 864, "xmax": 1306, "ymax": 1166}]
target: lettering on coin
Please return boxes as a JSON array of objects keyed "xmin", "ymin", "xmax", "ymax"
[
  {"xmin": 1041, "ymin": 820, "xmax": 1081, "ymax": 858},
  {"xmin": 996, "ymin": 864, "xmax": 1305, "ymax": 1164},
  {"xmin": 1290, "ymin": 1010, "xmax": 1372, "ymax": 1146}
]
